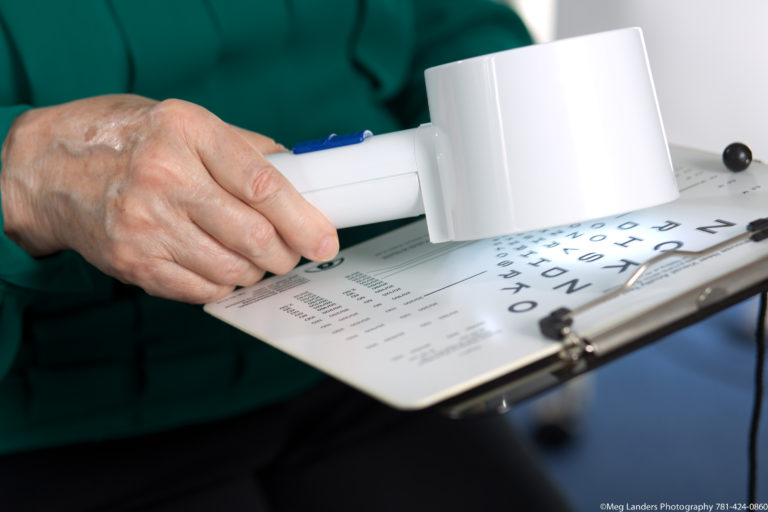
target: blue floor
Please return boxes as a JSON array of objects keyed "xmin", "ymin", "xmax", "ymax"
[{"xmin": 514, "ymin": 297, "xmax": 768, "ymax": 510}]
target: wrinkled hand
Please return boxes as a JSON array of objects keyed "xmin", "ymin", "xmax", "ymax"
[{"xmin": 0, "ymin": 95, "xmax": 339, "ymax": 302}]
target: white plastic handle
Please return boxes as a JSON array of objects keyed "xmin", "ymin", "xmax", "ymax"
[{"xmin": 266, "ymin": 129, "xmax": 425, "ymax": 229}]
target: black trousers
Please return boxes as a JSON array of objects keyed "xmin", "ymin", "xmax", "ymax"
[{"xmin": 0, "ymin": 379, "xmax": 572, "ymax": 511}]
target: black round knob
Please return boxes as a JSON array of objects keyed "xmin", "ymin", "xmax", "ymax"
[{"xmin": 723, "ymin": 142, "xmax": 752, "ymax": 172}]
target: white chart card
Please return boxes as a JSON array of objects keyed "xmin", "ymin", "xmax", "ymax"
[{"xmin": 205, "ymin": 146, "xmax": 768, "ymax": 409}]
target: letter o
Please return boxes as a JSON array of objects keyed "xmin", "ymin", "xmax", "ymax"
[{"xmin": 508, "ymin": 301, "xmax": 538, "ymax": 313}]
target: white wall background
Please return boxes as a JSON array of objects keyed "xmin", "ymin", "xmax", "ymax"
[
  {"xmin": 510, "ymin": 0, "xmax": 557, "ymax": 43},
  {"xmin": 513, "ymin": 1, "xmax": 768, "ymax": 161}
]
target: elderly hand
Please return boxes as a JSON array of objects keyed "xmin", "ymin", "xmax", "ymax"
[{"xmin": 0, "ymin": 95, "xmax": 339, "ymax": 303}]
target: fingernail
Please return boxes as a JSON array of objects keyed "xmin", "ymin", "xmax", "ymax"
[{"xmin": 316, "ymin": 234, "xmax": 339, "ymax": 261}]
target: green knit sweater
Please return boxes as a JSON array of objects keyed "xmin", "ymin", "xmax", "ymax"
[{"xmin": 0, "ymin": 0, "xmax": 531, "ymax": 454}]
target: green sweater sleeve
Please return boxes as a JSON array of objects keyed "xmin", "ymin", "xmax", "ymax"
[
  {"xmin": 0, "ymin": 106, "xmax": 104, "ymax": 378},
  {"xmin": 0, "ymin": 0, "xmax": 126, "ymax": 296},
  {"xmin": 389, "ymin": 0, "xmax": 534, "ymax": 127},
  {"xmin": 0, "ymin": 106, "xmax": 31, "ymax": 379}
]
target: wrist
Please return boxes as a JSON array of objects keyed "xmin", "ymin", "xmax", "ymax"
[
  {"xmin": 1, "ymin": 109, "xmax": 61, "ymax": 256},
  {"xmin": 0, "ymin": 95, "xmax": 156, "ymax": 257}
]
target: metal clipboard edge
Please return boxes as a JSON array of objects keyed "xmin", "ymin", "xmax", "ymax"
[{"xmin": 438, "ymin": 253, "xmax": 768, "ymax": 418}]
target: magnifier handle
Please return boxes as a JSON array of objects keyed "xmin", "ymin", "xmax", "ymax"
[{"xmin": 266, "ymin": 129, "xmax": 425, "ymax": 229}]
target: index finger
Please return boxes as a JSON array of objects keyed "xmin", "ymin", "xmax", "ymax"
[{"xmin": 197, "ymin": 122, "xmax": 339, "ymax": 263}]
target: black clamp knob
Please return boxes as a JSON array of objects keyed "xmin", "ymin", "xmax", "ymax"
[{"xmin": 723, "ymin": 142, "xmax": 753, "ymax": 172}]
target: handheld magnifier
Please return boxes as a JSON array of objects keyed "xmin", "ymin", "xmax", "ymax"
[{"xmin": 267, "ymin": 27, "xmax": 678, "ymax": 242}]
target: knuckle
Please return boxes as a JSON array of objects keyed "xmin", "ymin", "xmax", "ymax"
[
  {"xmin": 124, "ymin": 144, "xmax": 188, "ymax": 194},
  {"xmin": 245, "ymin": 164, "xmax": 283, "ymax": 205},
  {"xmin": 151, "ymin": 98, "xmax": 196, "ymax": 122},
  {"xmin": 129, "ymin": 159, "xmax": 174, "ymax": 190},
  {"xmin": 241, "ymin": 268, "xmax": 266, "ymax": 287},
  {"xmin": 217, "ymin": 257, "xmax": 252, "ymax": 285},
  {"xmin": 271, "ymin": 252, "xmax": 301, "ymax": 275},
  {"xmin": 245, "ymin": 222, "xmax": 277, "ymax": 252},
  {"xmin": 149, "ymin": 99, "xmax": 211, "ymax": 137}
]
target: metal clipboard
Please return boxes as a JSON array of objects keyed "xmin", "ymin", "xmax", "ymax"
[
  {"xmin": 440, "ymin": 217, "xmax": 768, "ymax": 418},
  {"xmin": 206, "ymin": 146, "xmax": 768, "ymax": 415}
]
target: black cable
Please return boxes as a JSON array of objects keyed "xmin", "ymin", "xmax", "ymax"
[{"xmin": 749, "ymin": 291, "xmax": 766, "ymax": 504}]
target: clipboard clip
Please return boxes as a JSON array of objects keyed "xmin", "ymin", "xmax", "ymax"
[{"xmin": 538, "ymin": 217, "xmax": 768, "ymax": 354}]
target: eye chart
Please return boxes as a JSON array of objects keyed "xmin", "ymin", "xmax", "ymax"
[{"xmin": 205, "ymin": 146, "xmax": 768, "ymax": 409}]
